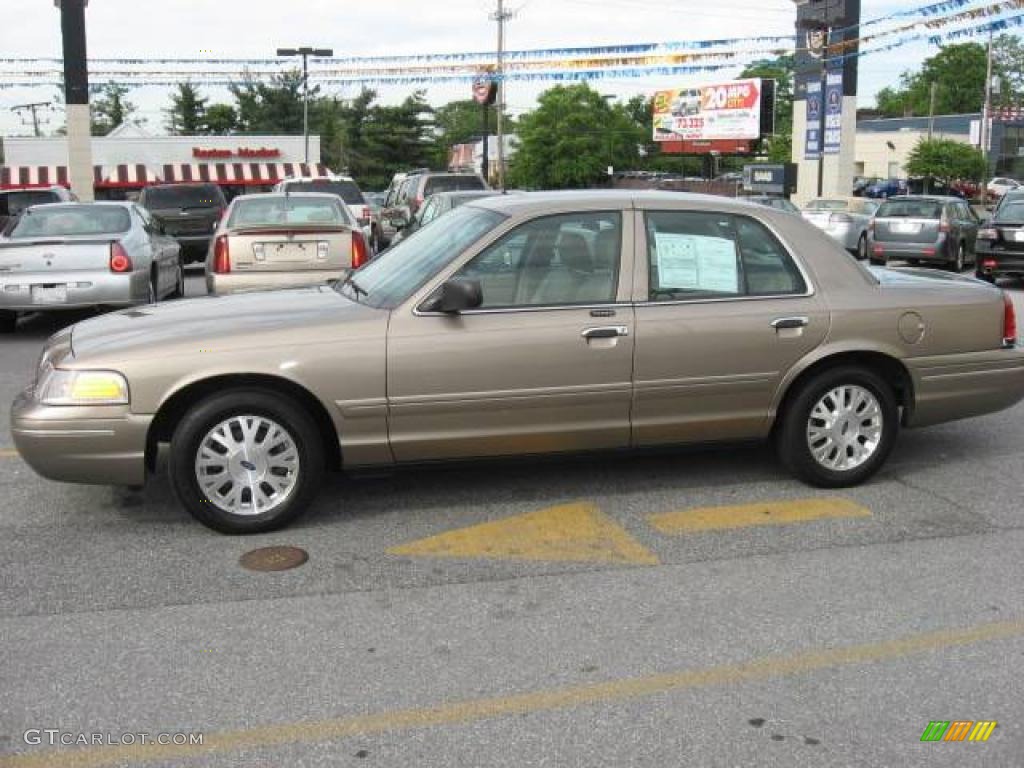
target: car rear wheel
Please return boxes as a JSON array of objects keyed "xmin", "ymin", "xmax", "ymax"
[
  {"xmin": 949, "ymin": 242, "xmax": 965, "ymax": 272},
  {"xmin": 856, "ymin": 233, "xmax": 868, "ymax": 261},
  {"xmin": 0, "ymin": 310, "xmax": 16, "ymax": 334},
  {"xmin": 170, "ymin": 263, "xmax": 185, "ymax": 298},
  {"xmin": 776, "ymin": 366, "xmax": 898, "ymax": 488},
  {"xmin": 168, "ymin": 389, "xmax": 324, "ymax": 534},
  {"xmin": 147, "ymin": 274, "xmax": 158, "ymax": 304}
]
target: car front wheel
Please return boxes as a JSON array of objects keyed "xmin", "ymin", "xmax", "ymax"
[
  {"xmin": 776, "ymin": 366, "xmax": 898, "ymax": 488},
  {"xmin": 168, "ymin": 389, "xmax": 324, "ymax": 533}
]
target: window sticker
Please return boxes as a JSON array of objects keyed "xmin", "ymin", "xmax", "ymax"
[{"xmin": 653, "ymin": 232, "xmax": 739, "ymax": 293}]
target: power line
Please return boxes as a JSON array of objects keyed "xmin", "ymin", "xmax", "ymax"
[{"xmin": 9, "ymin": 100, "xmax": 51, "ymax": 136}]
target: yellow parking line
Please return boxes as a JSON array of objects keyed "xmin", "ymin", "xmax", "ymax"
[
  {"xmin": 2, "ymin": 618, "xmax": 1021, "ymax": 768},
  {"xmin": 0, "ymin": 449, "xmax": 18, "ymax": 459},
  {"xmin": 648, "ymin": 497, "xmax": 871, "ymax": 535}
]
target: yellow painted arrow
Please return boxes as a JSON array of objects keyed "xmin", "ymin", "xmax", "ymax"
[
  {"xmin": 388, "ymin": 502, "xmax": 658, "ymax": 565},
  {"xmin": 648, "ymin": 497, "xmax": 871, "ymax": 535}
]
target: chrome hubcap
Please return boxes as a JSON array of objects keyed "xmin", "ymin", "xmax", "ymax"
[
  {"xmin": 195, "ymin": 415, "xmax": 300, "ymax": 516},
  {"xmin": 806, "ymin": 385, "xmax": 883, "ymax": 472}
]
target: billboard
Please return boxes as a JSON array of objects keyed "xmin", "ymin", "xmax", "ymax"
[{"xmin": 652, "ymin": 79, "xmax": 764, "ymax": 143}]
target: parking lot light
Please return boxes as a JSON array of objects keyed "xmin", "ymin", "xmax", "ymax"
[{"xmin": 276, "ymin": 46, "xmax": 334, "ymax": 165}]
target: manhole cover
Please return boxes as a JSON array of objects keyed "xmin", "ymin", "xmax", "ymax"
[{"xmin": 239, "ymin": 546, "xmax": 308, "ymax": 572}]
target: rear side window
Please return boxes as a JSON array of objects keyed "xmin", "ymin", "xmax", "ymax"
[
  {"xmin": 397, "ymin": 178, "xmax": 417, "ymax": 204},
  {"xmin": 876, "ymin": 200, "xmax": 942, "ymax": 219},
  {"xmin": 424, "ymin": 176, "xmax": 486, "ymax": 195},
  {"xmin": 142, "ymin": 185, "xmax": 225, "ymax": 209},
  {"xmin": 645, "ymin": 211, "xmax": 805, "ymax": 300},
  {"xmin": 0, "ymin": 190, "xmax": 61, "ymax": 216}
]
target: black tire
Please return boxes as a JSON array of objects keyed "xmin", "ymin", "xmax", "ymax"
[
  {"xmin": 169, "ymin": 262, "xmax": 185, "ymax": 299},
  {"xmin": 868, "ymin": 252, "xmax": 886, "ymax": 266},
  {"xmin": 776, "ymin": 366, "xmax": 898, "ymax": 488},
  {"xmin": 168, "ymin": 389, "xmax": 325, "ymax": 534},
  {"xmin": 948, "ymin": 241, "xmax": 964, "ymax": 273},
  {"xmin": 856, "ymin": 233, "xmax": 868, "ymax": 261},
  {"xmin": 148, "ymin": 272, "xmax": 158, "ymax": 304},
  {"xmin": 0, "ymin": 310, "xmax": 16, "ymax": 334},
  {"xmin": 975, "ymin": 270, "xmax": 995, "ymax": 283}
]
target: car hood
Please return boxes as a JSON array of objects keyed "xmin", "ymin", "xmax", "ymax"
[{"xmin": 69, "ymin": 285, "xmax": 378, "ymax": 362}]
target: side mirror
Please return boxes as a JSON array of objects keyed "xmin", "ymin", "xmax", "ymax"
[{"xmin": 423, "ymin": 279, "xmax": 483, "ymax": 313}]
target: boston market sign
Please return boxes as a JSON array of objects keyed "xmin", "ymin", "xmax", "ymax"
[{"xmin": 192, "ymin": 147, "xmax": 282, "ymax": 159}]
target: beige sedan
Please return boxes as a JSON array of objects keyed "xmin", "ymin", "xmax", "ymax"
[
  {"xmin": 205, "ymin": 192, "xmax": 368, "ymax": 295},
  {"xmin": 11, "ymin": 191, "xmax": 1024, "ymax": 533}
]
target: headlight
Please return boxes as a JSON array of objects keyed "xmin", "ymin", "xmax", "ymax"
[{"xmin": 36, "ymin": 369, "xmax": 129, "ymax": 406}]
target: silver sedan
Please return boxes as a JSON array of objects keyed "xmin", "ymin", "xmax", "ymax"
[
  {"xmin": 0, "ymin": 202, "xmax": 182, "ymax": 333},
  {"xmin": 801, "ymin": 198, "xmax": 879, "ymax": 260}
]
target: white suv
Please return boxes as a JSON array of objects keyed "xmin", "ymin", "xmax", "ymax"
[{"xmin": 273, "ymin": 176, "xmax": 372, "ymax": 243}]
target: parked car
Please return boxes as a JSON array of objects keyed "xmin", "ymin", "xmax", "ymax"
[
  {"xmin": 0, "ymin": 186, "xmax": 76, "ymax": 232},
  {"xmin": 0, "ymin": 202, "xmax": 182, "ymax": 333},
  {"xmin": 137, "ymin": 183, "xmax": 227, "ymax": 265},
  {"xmin": 272, "ymin": 175, "xmax": 371, "ymax": 243},
  {"xmin": 205, "ymin": 192, "xmax": 367, "ymax": 296},
  {"xmin": 744, "ymin": 196, "xmax": 800, "ymax": 215},
  {"xmin": 868, "ymin": 195, "xmax": 980, "ymax": 271},
  {"xmin": 379, "ymin": 170, "xmax": 427, "ymax": 249},
  {"xmin": 380, "ymin": 171, "xmax": 489, "ymax": 247},
  {"xmin": 12, "ymin": 191, "xmax": 1024, "ymax": 533},
  {"xmin": 852, "ymin": 176, "xmax": 881, "ymax": 197},
  {"xmin": 363, "ymin": 192, "xmax": 386, "ymax": 252},
  {"xmin": 391, "ymin": 190, "xmax": 506, "ymax": 244},
  {"xmin": 975, "ymin": 196, "xmax": 1024, "ymax": 282},
  {"xmin": 864, "ymin": 178, "xmax": 907, "ymax": 199},
  {"xmin": 801, "ymin": 198, "xmax": 879, "ymax": 259},
  {"xmin": 986, "ymin": 177, "xmax": 1020, "ymax": 199}
]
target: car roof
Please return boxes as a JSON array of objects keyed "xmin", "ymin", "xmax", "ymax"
[
  {"xmin": 29, "ymin": 201, "xmax": 133, "ymax": 209},
  {"xmin": 279, "ymin": 175, "xmax": 358, "ymax": 183},
  {"xmin": 465, "ymin": 189, "xmax": 791, "ymax": 216},
  {"xmin": 429, "ymin": 190, "xmax": 502, "ymax": 200},
  {"xmin": 145, "ymin": 182, "xmax": 220, "ymax": 189},
  {"xmin": 232, "ymin": 192, "xmax": 344, "ymax": 202},
  {"xmin": 882, "ymin": 195, "xmax": 958, "ymax": 202}
]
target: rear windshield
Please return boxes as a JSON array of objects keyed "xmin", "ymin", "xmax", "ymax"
[
  {"xmin": 804, "ymin": 200, "xmax": 849, "ymax": 211},
  {"xmin": 8, "ymin": 206, "xmax": 131, "ymax": 237},
  {"xmin": 228, "ymin": 196, "xmax": 347, "ymax": 227},
  {"xmin": 424, "ymin": 176, "xmax": 486, "ymax": 195},
  {"xmin": 283, "ymin": 180, "xmax": 364, "ymax": 205},
  {"xmin": 143, "ymin": 185, "xmax": 224, "ymax": 209},
  {"xmin": 996, "ymin": 201, "xmax": 1024, "ymax": 225},
  {"xmin": 0, "ymin": 190, "xmax": 61, "ymax": 217},
  {"xmin": 876, "ymin": 200, "xmax": 942, "ymax": 219}
]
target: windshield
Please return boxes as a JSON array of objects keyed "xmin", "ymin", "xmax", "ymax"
[
  {"xmin": 340, "ymin": 205, "xmax": 505, "ymax": 308},
  {"xmin": 228, "ymin": 196, "xmax": 347, "ymax": 227},
  {"xmin": 424, "ymin": 175, "xmax": 487, "ymax": 195},
  {"xmin": 8, "ymin": 206, "xmax": 131, "ymax": 237},
  {"xmin": 143, "ymin": 185, "xmax": 223, "ymax": 209},
  {"xmin": 996, "ymin": 201, "xmax": 1024, "ymax": 225},
  {"xmin": 283, "ymin": 180, "xmax": 365, "ymax": 205},
  {"xmin": 876, "ymin": 200, "xmax": 942, "ymax": 219}
]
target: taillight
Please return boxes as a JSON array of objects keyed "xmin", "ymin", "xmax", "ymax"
[
  {"xmin": 109, "ymin": 242, "xmax": 132, "ymax": 273},
  {"xmin": 351, "ymin": 230, "xmax": 369, "ymax": 269},
  {"xmin": 1003, "ymin": 292, "xmax": 1017, "ymax": 347},
  {"xmin": 362, "ymin": 205, "xmax": 371, "ymax": 221},
  {"xmin": 213, "ymin": 235, "xmax": 231, "ymax": 274}
]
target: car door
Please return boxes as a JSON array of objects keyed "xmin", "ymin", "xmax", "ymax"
[
  {"xmin": 631, "ymin": 205, "xmax": 829, "ymax": 446},
  {"xmin": 387, "ymin": 208, "xmax": 636, "ymax": 461},
  {"xmin": 134, "ymin": 206, "xmax": 173, "ymax": 292},
  {"xmin": 955, "ymin": 200, "xmax": 979, "ymax": 256}
]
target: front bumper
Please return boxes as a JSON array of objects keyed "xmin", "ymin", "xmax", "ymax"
[
  {"xmin": 906, "ymin": 346, "xmax": 1024, "ymax": 428},
  {"xmin": 0, "ymin": 270, "xmax": 146, "ymax": 312},
  {"xmin": 10, "ymin": 390, "xmax": 152, "ymax": 486}
]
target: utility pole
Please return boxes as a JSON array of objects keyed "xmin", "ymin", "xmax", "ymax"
[
  {"xmin": 491, "ymin": 0, "xmax": 513, "ymax": 191},
  {"xmin": 11, "ymin": 102, "xmax": 51, "ymax": 137},
  {"xmin": 980, "ymin": 26, "xmax": 994, "ymax": 195},
  {"xmin": 56, "ymin": 0, "xmax": 93, "ymax": 201},
  {"xmin": 925, "ymin": 81, "xmax": 937, "ymax": 193},
  {"xmin": 276, "ymin": 46, "xmax": 334, "ymax": 166}
]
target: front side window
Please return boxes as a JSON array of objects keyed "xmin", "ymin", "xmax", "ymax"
[
  {"xmin": 645, "ymin": 211, "xmax": 805, "ymax": 301},
  {"xmin": 451, "ymin": 211, "xmax": 622, "ymax": 309}
]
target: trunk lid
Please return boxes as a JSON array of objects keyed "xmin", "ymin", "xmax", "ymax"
[
  {"xmin": 224, "ymin": 226, "xmax": 352, "ymax": 272},
  {"xmin": 0, "ymin": 237, "xmax": 115, "ymax": 274},
  {"xmin": 873, "ymin": 215, "xmax": 941, "ymax": 244}
]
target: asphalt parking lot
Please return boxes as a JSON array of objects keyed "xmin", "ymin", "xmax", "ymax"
[{"xmin": 1, "ymin": 268, "xmax": 1023, "ymax": 767}]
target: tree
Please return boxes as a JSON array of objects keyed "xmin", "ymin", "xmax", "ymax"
[
  {"xmin": 430, "ymin": 99, "xmax": 515, "ymax": 170},
  {"xmin": 874, "ymin": 43, "xmax": 990, "ymax": 117},
  {"xmin": 741, "ymin": 55, "xmax": 794, "ymax": 163},
  {"xmin": 508, "ymin": 83, "xmax": 644, "ymax": 189},
  {"xmin": 993, "ymin": 33, "xmax": 1024, "ymax": 105},
  {"xmin": 204, "ymin": 104, "xmax": 238, "ymax": 135},
  {"xmin": 166, "ymin": 82, "xmax": 208, "ymax": 135},
  {"xmin": 90, "ymin": 82, "xmax": 137, "ymax": 136},
  {"xmin": 905, "ymin": 138, "xmax": 987, "ymax": 185},
  {"xmin": 229, "ymin": 70, "xmax": 308, "ymax": 134}
]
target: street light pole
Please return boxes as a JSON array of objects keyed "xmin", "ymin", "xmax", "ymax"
[{"xmin": 276, "ymin": 46, "xmax": 334, "ymax": 166}]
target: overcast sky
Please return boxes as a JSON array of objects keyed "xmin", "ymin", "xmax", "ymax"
[{"xmin": 0, "ymin": 0, "xmax": 1000, "ymax": 137}]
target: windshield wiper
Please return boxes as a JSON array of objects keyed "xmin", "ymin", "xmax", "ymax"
[{"xmin": 338, "ymin": 272, "xmax": 368, "ymax": 301}]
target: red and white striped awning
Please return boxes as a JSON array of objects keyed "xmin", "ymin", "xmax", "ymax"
[
  {"xmin": 160, "ymin": 162, "xmax": 330, "ymax": 186},
  {"xmin": 0, "ymin": 165, "xmax": 71, "ymax": 190},
  {"xmin": 97, "ymin": 164, "xmax": 163, "ymax": 189}
]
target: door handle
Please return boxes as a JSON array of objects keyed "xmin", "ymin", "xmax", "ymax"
[
  {"xmin": 582, "ymin": 325, "xmax": 629, "ymax": 339},
  {"xmin": 771, "ymin": 316, "xmax": 809, "ymax": 330}
]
